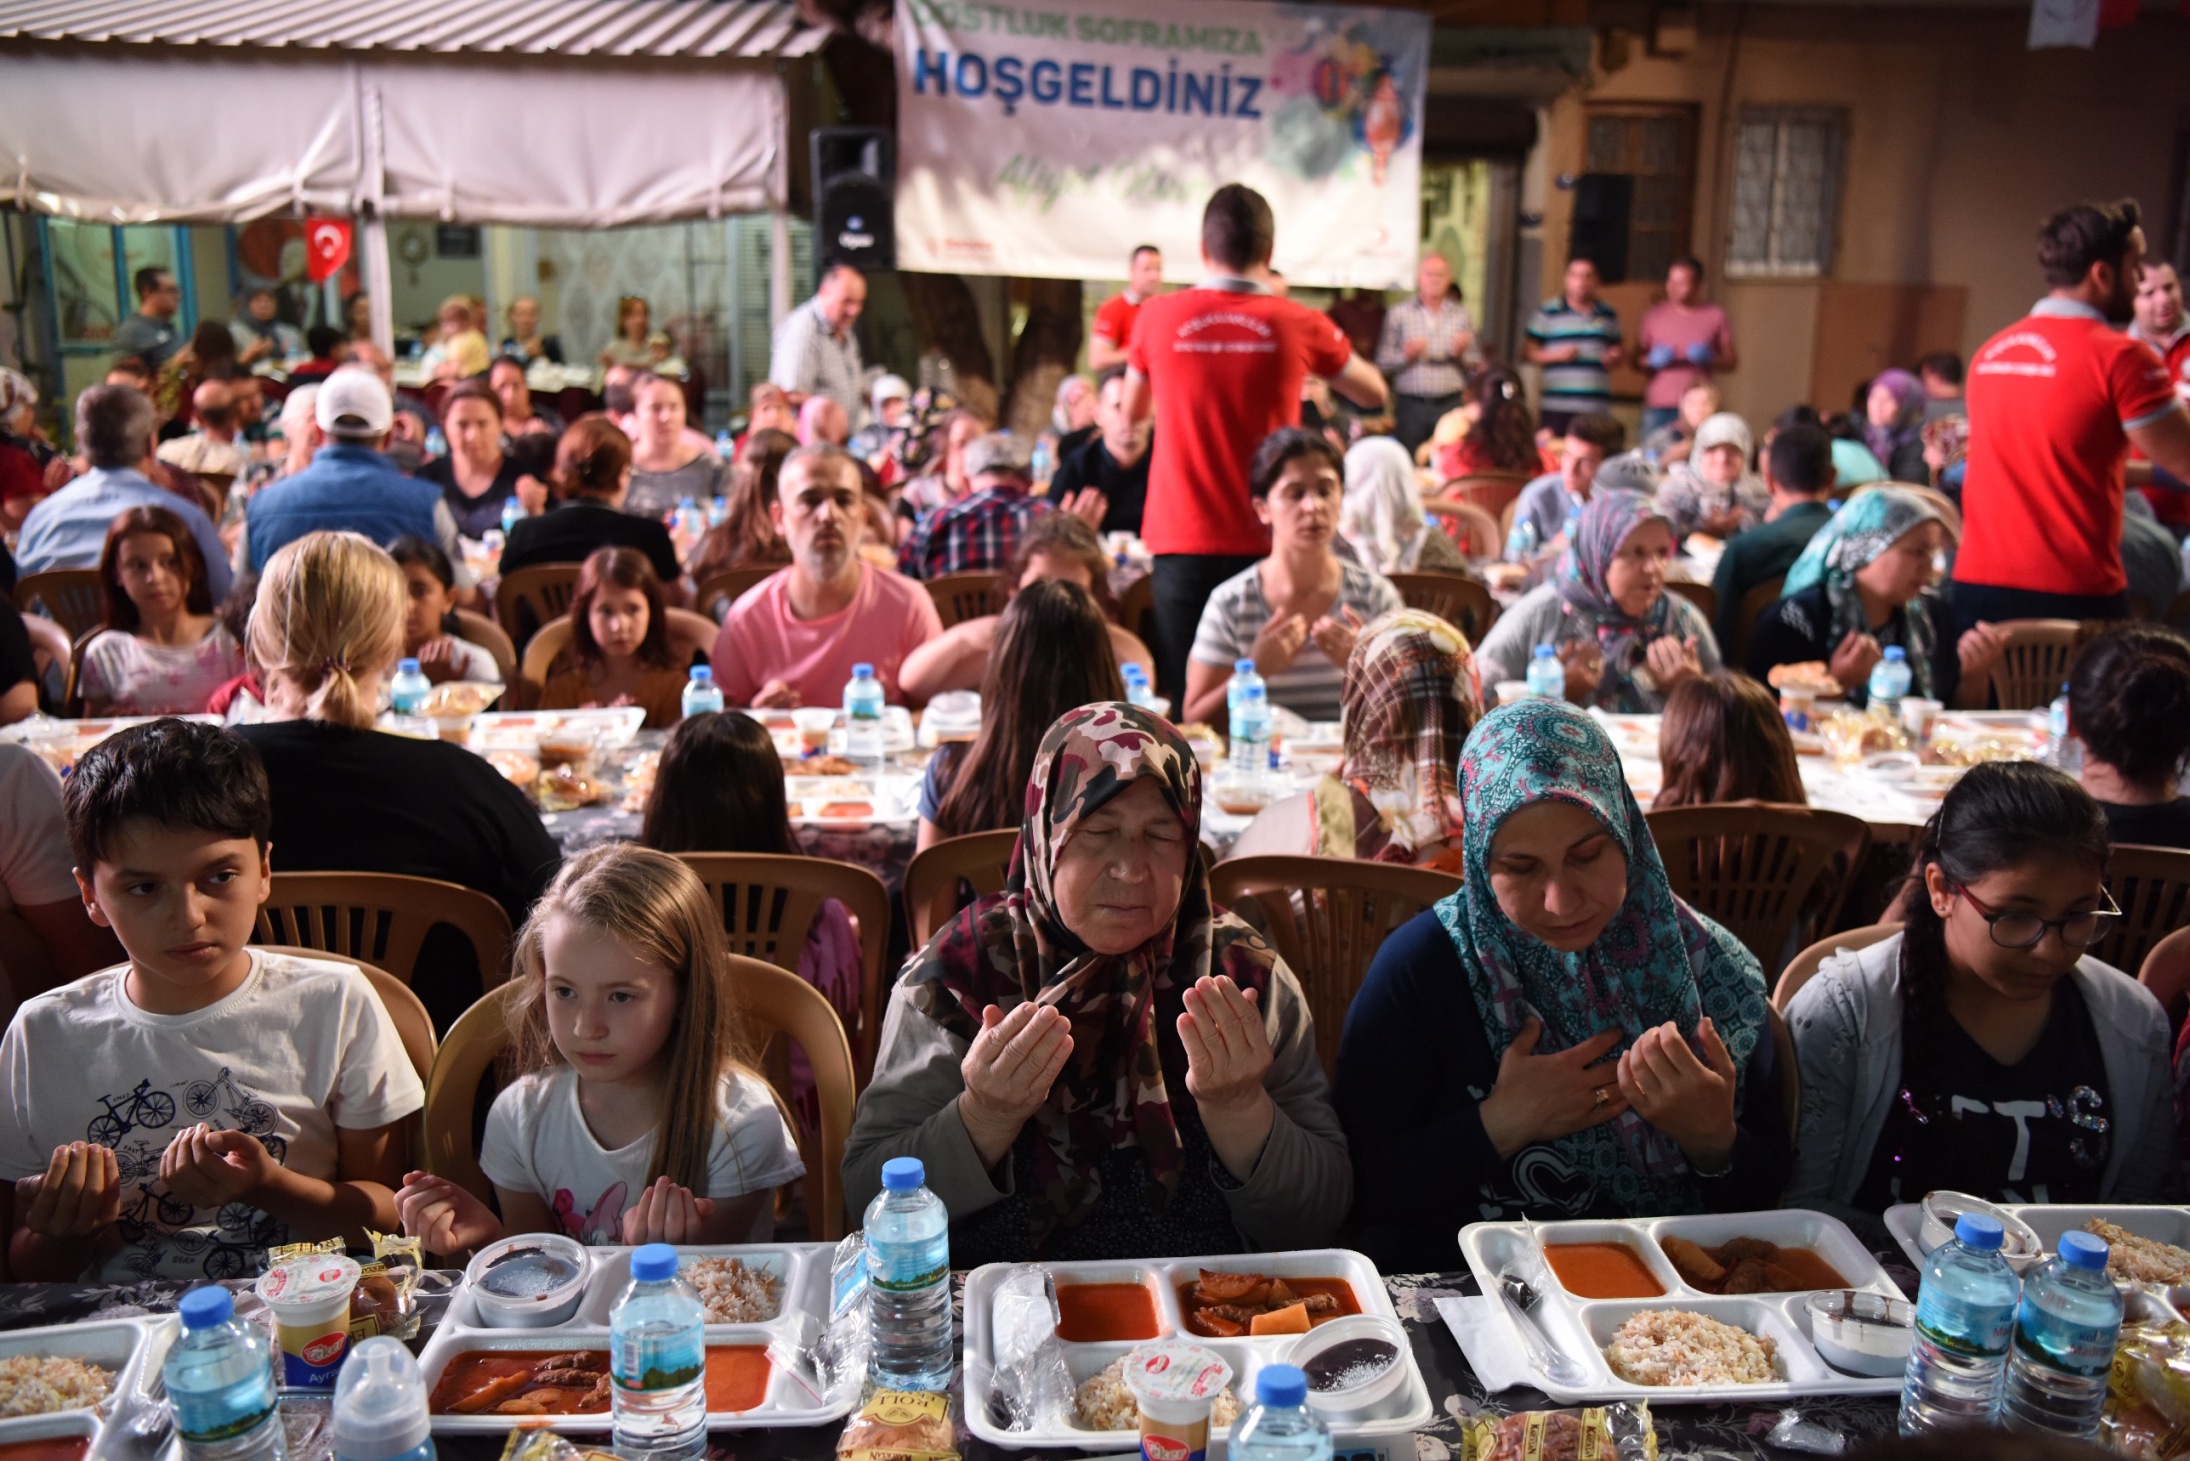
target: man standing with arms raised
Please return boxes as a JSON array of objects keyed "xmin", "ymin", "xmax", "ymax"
[
  {"xmin": 1089, "ymin": 245, "xmax": 1163, "ymax": 372},
  {"xmin": 1125, "ymin": 185, "xmax": 1388, "ymax": 703}
]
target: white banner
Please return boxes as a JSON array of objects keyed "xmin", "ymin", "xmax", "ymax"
[{"xmin": 893, "ymin": 0, "xmax": 1430, "ymax": 288}]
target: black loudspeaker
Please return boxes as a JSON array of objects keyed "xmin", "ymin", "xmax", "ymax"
[
  {"xmin": 811, "ymin": 128, "xmax": 895, "ymax": 276},
  {"xmin": 1568, "ymin": 173, "xmax": 1634, "ymax": 283}
]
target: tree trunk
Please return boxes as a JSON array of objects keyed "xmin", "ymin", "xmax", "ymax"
[
  {"xmin": 1006, "ymin": 278, "xmax": 1084, "ymax": 438},
  {"xmin": 898, "ymin": 272, "xmax": 999, "ymax": 423}
]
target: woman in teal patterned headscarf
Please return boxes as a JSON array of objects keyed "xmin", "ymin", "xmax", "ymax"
[{"xmin": 1780, "ymin": 486, "xmax": 1947, "ymax": 697}]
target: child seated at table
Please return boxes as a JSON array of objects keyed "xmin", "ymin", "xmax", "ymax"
[
  {"xmin": 0, "ymin": 720, "xmax": 423, "ymax": 1281},
  {"xmin": 78, "ymin": 505, "xmax": 245, "ymax": 717},
  {"xmin": 388, "ymin": 537, "xmax": 503, "ymax": 686},
  {"xmin": 394, "ymin": 844, "xmax": 802, "ymax": 1255},
  {"xmin": 1652, "ymin": 671, "xmax": 1806, "ymax": 811},
  {"xmin": 537, "ymin": 547, "xmax": 687, "ymax": 729}
]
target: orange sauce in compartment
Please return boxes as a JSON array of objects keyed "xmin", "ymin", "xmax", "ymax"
[
  {"xmin": 1544, "ymin": 1242, "xmax": 1665, "ymax": 1299},
  {"xmin": 1174, "ymin": 1275, "xmax": 1362, "ymax": 1337},
  {"xmin": 0, "ymin": 1440, "xmax": 91, "ymax": 1461},
  {"xmin": 1056, "ymin": 1282, "xmax": 1161, "ymax": 1342},
  {"xmin": 703, "ymin": 1346, "xmax": 772, "ymax": 1413},
  {"xmin": 428, "ymin": 1351, "xmax": 610, "ymax": 1415}
]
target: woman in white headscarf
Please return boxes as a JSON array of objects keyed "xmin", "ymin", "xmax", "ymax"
[
  {"xmin": 1655, "ymin": 412, "xmax": 1769, "ymax": 541},
  {"xmin": 1340, "ymin": 438, "xmax": 1470, "ymax": 574}
]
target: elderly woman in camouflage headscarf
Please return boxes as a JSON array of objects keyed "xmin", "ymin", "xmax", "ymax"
[{"xmin": 844, "ymin": 703, "xmax": 1350, "ymax": 1266}]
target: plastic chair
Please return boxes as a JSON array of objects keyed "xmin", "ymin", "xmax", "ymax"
[
  {"xmin": 665, "ymin": 607, "xmax": 718, "ymax": 668},
  {"xmin": 1441, "ymin": 472, "xmax": 1531, "ymax": 520},
  {"xmin": 903, "ymin": 829, "xmax": 1019, "ymax": 948},
  {"xmin": 1385, "ymin": 572, "xmax": 1498, "ymax": 645},
  {"xmin": 1207, "ymin": 855, "xmax": 1463, "ymax": 1079},
  {"xmin": 1421, "ymin": 499, "xmax": 1503, "ymax": 560},
  {"xmin": 495, "ymin": 563, "xmax": 582, "ymax": 651},
  {"xmin": 517, "ymin": 617, "xmax": 576, "ymax": 710},
  {"xmin": 256, "ymin": 945, "xmax": 435, "ymax": 1170},
  {"xmin": 1772, "ymin": 921, "xmax": 1904, "ymax": 1012},
  {"xmin": 734, "ymin": 955, "xmax": 857, "ymax": 1240},
  {"xmin": 1766, "ymin": 1005, "xmax": 1800, "ymax": 1142},
  {"xmin": 925, "ymin": 571, "xmax": 1007, "ymax": 629},
  {"xmin": 1664, "ymin": 580, "xmax": 1718, "ymax": 623},
  {"xmin": 696, "ymin": 565, "xmax": 781, "ymax": 624},
  {"xmin": 1646, "ymin": 804, "xmax": 1872, "ymax": 975},
  {"xmin": 453, "ymin": 610, "xmax": 517, "ymax": 687},
  {"xmin": 421, "ymin": 983, "xmax": 523, "ymax": 1206},
  {"xmin": 60, "ymin": 627, "xmax": 100, "ymax": 716},
  {"xmin": 255, "ymin": 872, "xmax": 515, "ymax": 991},
  {"xmin": 1729, "ymin": 576, "xmax": 1786, "ymax": 668},
  {"xmin": 2137, "ymin": 924, "xmax": 2190, "ymax": 1042},
  {"xmin": 1118, "ymin": 574, "xmax": 1155, "ymax": 646},
  {"xmin": 2090, "ymin": 843, "xmax": 2190, "ymax": 982},
  {"xmin": 672, "ymin": 853, "xmax": 892, "ymax": 1086},
  {"xmin": 13, "ymin": 570, "xmax": 105, "ymax": 642},
  {"xmin": 1987, "ymin": 619, "xmax": 2082, "ymax": 711}
]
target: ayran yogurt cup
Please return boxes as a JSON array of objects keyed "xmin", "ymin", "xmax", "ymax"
[
  {"xmin": 1121, "ymin": 1341, "xmax": 1233, "ymax": 1461},
  {"xmin": 255, "ymin": 1252, "xmax": 361, "ymax": 1389}
]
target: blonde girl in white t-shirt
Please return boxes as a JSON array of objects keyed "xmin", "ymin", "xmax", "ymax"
[{"xmin": 394, "ymin": 845, "xmax": 802, "ymax": 1257}]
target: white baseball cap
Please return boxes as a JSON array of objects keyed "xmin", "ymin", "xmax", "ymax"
[{"xmin": 315, "ymin": 367, "xmax": 394, "ymax": 436}]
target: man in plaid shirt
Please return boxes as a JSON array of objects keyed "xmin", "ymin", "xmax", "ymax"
[
  {"xmin": 1376, "ymin": 253, "xmax": 1478, "ymax": 456},
  {"xmin": 896, "ymin": 432, "xmax": 1053, "ymax": 581}
]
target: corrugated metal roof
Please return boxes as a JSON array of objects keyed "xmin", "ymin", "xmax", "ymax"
[{"xmin": 0, "ymin": 0, "xmax": 827, "ymax": 58}]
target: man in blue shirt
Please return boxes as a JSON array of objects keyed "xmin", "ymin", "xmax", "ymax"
[
  {"xmin": 245, "ymin": 369, "xmax": 474, "ymax": 596},
  {"xmin": 16, "ymin": 384, "xmax": 232, "ymax": 601}
]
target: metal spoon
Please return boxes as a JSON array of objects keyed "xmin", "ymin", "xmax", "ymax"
[{"xmin": 1495, "ymin": 1270, "xmax": 1593, "ymax": 1387}]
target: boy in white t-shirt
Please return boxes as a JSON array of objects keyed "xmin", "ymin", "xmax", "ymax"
[{"xmin": 0, "ymin": 720, "xmax": 424, "ymax": 1281}]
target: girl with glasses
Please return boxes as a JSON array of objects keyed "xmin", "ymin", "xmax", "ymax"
[{"xmin": 1786, "ymin": 761, "xmax": 2178, "ymax": 1226}]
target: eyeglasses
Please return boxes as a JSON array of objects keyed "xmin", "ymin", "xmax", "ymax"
[{"xmin": 1949, "ymin": 883, "xmax": 2121, "ymax": 950}]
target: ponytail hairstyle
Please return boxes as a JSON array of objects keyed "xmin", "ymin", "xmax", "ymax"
[
  {"xmin": 248, "ymin": 531, "xmax": 405, "ymax": 729},
  {"xmin": 1653, "ymin": 672, "xmax": 1806, "ymax": 810},
  {"xmin": 2068, "ymin": 623, "xmax": 2190, "ymax": 793},
  {"xmin": 1461, "ymin": 365, "xmax": 1539, "ymax": 475},
  {"xmin": 507, "ymin": 844, "xmax": 755, "ymax": 1193},
  {"xmin": 553, "ymin": 416, "xmax": 634, "ymax": 503},
  {"xmin": 1896, "ymin": 761, "xmax": 2111, "ymax": 1100}
]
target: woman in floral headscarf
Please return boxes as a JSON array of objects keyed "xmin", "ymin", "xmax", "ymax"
[
  {"xmin": 1475, "ymin": 492, "xmax": 1721, "ymax": 712},
  {"xmin": 844, "ymin": 703, "xmax": 1350, "ymax": 1265},
  {"xmin": 1863, "ymin": 369, "xmax": 1929, "ymax": 484},
  {"xmin": 1335, "ymin": 701, "xmax": 1786, "ymax": 1269},
  {"xmin": 1748, "ymin": 485, "xmax": 2007, "ymax": 708},
  {"xmin": 1228, "ymin": 609, "xmax": 1480, "ymax": 872}
]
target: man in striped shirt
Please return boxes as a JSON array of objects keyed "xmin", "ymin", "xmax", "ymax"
[{"xmin": 1525, "ymin": 257, "xmax": 1626, "ymax": 434}]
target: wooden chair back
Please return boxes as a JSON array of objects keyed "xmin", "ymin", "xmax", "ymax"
[
  {"xmin": 495, "ymin": 563, "xmax": 582, "ymax": 651},
  {"xmin": 452, "ymin": 610, "xmax": 517, "ymax": 688},
  {"xmin": 696, "ymin": 565, "xmax": 781, "ymax": 623},
  {"xmin": 257, "ymin": 945, "xmax": 435, "ymax": 1170},
  {"xmin": 60, "ymin": 627, "xmax": 99, "ymax": 716},
  {"xmin": 1385, "ymin": 572, "xmax": 1498, "ymax": 645},
  {"xmin": 1988, "ymin": 619, "xmax": 2082, "ymax": 711},
  {"xmin": 1442, "ymin": 472, "xmax": 1531, "ymax": 520},
  {"xmin": 732, "ymin": 955, "xmax": 857, "ymax": 1240},
  {"xmin": 1421, "ymin": 500, "xmax": 1501, "ymax": 559},
  {"xmin": 517, "ymin": 617, "xmax": 577, "ymax": 710},
  {"xmin": 14, "ymin": 570, "xmax": 106, "ymax": 642},
  {"xmin": 1730, "ymin": 576, "xmax": 1786, "ymax": 668},
  {"xmin": 1118, "ymin": 574, "xmax": 1155, "ymax": 645},
  {"xmin": 1207, "ymin": 855, "xmax": 1462, "ymax": 1078},
  {"xmin": 1664, "ymin": 579, "xmax": 1718, "ymax": 623},
  {"xmin": 2092, "ymin": 843, "xmax": 2190, "ymax": 982},
  {"xmin": 2136, "ymin": 924, "xmax": 2190, "ymax": 1042},
  {"xmin": 925, "ymin": 571, "xmax": 1007, "ymax": 629},
  {"xmin": 1773, "ymin": 921, "xmax": 1904, "ymax": 1012},
  {"xmin": 255, "ymin": 872, "xmax": 515, "ymax": 991},
  {"xmin": 673, "ymin": 853, "xmax": 892, "ymax": 1085},
  {"xmin": 903, "ymin": 829, "xmax": 1019, "ymax": 949},
  {"xmin": 1646, "ymin": 804, "xmax": 1872, "ymax": 974},
  {"xmin": 422, "ymin": 983, "xmax": 522, "ymax": 1206},
  {"xmin": 665, "ymin": 607, "xmax": 718, "ymax": 668}
]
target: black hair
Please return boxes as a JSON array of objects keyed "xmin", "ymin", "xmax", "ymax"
[
  {"xmin": 1765, "ymin": 423, "xmax": 1833, "ymax": 496},
  {"xmin": 1562, "ymin": 412, "xmax": 1626, "ymax": 456},
  {"xmin": 603, "ymin": 378, "xmax": 638, "ymax": 416},
  {"xmin": 1897, "ymin": 762, "xmax": 2110, "ymax": 1102},
  {"xmin": 132, "ymin": 266, "xmax": 172, "ymax": 300},
  {"xmin": 1669, "ymin": 255, "xmax": 1704, "ymax": 281},
  {"xmin": 64, "ymin": 719, "xmax": 272, "ymax": 872},
  {"xmin": 1130, "ymin": 244, "xmax": 1161, "ymax": 262},
  {"xmin": 2037, "ymin": 199, "xmax": 2141, "ymax": 288},
  {"xmin": 1094, "ymin": 363, "xmax": 1129, "ymax": 391},
  {"xmin": 640, "ymin": 712, "xmax": 793, "ymax": 856},
  {"xmin": 1915, "ymin": 352, "xmax": 1963, "ymax": 388},
  {"xmin": 1247, "ymin": 426, "xmax": 1344, "ymax": 499},
  {"xmin": 1202, "ymin": 184, "xmax": 1275, "ymax": 273},
  {"xmin": 386, "ymin": 534, "xmax": 464, "ymax": 640},
  {"xmin": 1566, "ymin": 254, "xmax": 1601, "ymax": 276},
  {"xmin": 507, "ymin": 431, "xmax": 558, "ymax": 483},
  {"xmin": 2069, "ymin": 624, "xmax": 2190, "ymax": 790},
  {"xmin": 304, "ymin": 324, "xmax": 344, "ymax": 359},
  {"xmin": 1773, "ymin": 403, "xmax": 1823, "ymax": 433}
]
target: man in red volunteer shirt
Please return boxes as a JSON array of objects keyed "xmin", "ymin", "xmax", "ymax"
[
  {"xmin": 1088, "ymin": 245, "xmax": 1164, "ymax": 373},
  {"xmin": 1956, "ymin": 200, "xmax": 2190, "ymax": 625},
  {"xmin": 2131, "ymin": 260, "xmax": 2190, "ymax": 539},
  {"xmin": 1125, "ymin": 185, "xmax": 1388, "ymax": 701}
]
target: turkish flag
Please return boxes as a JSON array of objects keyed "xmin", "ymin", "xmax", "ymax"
[{"xmin": 305, "ymin": 218, "xmax": 353, "ymax": 283}]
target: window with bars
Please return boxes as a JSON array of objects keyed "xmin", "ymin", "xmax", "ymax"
[
  {"xmin": 1726, "ymin": 108, "xmax": 1846, "ymax": 278},
  {"xmin": 1579, "ymin": 108, "xmax": 1695, "ymax": 284}
]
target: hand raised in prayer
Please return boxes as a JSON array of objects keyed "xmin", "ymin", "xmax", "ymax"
[
  {"xmin": 1829, "ymin": 631, "xmax": 1883, "ymax": 694},
  {"xmin": 622, "ymin": 1175, "xmax": 716, "ymax": 1245},
  {"xmin": 958, "ymin": 1002, "xmax": 1074, "ymax": 1169},
  {"xmin": 15, "ymin": 1142, "xmax": 120, "ymax": 1240},
  {"xmin": 1057, "ymin": 487, "xmax": 1109, "ymax": 530},
  {"xmin": 1179, "ymin": 976, "xmax": 1278, "ymax": 1180},
  {"xmin": 396, "ymin": 1170, "xmax": 502, "ymax": 1258},
  {"xmin": 159, "ymin": 1123, "xmax": 277, "ymax": 1209},
  {"xmin": 1558, "ymin": 642, "xmax": 1604, "ymax": 704},
  {"xmin": 1250, "ymin": 612, "xmax": 1310, "ymax": 677},
  {"xmin": 1477, "ymin": 1019, "xmax": 1628, "ymax": 1159},
  {"xmin": 1616, "ymin": 1018, "xmax": 1738, "ymax": 1173},
  {"xmin": 751, "ymin": 679, "xmax": 800, "ymax": 709},
  {"xmin": 1403, "ymin": 338, "xmax": 1429, "ymax": 362},
  {"xmin": 1644, "ymin": 634, "xmax": 1703, "ymax": 692},
  {"xmin": 1308, "ymin": 606, "xmax": 1364, "ymax": 669}
]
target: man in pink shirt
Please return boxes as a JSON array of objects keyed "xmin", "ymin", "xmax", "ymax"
[
  {"xmin": 1636, "ymin": 256, "xmax": 1736, "ymax": 439},
  {"xmin": 710, "ymin": 444, "xmax": 942, "ymax": 707}
]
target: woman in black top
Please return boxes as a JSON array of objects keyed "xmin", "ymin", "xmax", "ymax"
[
  {"xmin": 498, "ymin": 418, "xmax": 682, "ymax": 588},
  {"xmin": 419, "ymin": 381, "xmax": 545, "ymax": 538},
  {"xmin": 2071, "ymin": 624, "xmax": 2190, "ymax": 849},
  {"xmin": 235, "ymin": 530, "xmax": 560, "ymax": 1031}
]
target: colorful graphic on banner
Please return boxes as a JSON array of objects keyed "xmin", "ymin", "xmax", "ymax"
[{"xmin": 894, "ymin": 0, "xmax": 1430, "ymax": 288}]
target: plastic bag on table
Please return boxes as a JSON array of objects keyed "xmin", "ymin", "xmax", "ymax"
[
  {"xmin": 837, "ymin": 1389, "xmax": 963, "ymax": 1461},
  {"xmin": 986, "ymin": 1265, "xmax": 1074, "ymax": 1432},
  {"xmin": 2104, "ymin": 1320, "xmax": 2190, "ymax": 1458},
  {"xmin": 1458, "ymin": 1402, "xmax": 1657, "ymax": 1461}
]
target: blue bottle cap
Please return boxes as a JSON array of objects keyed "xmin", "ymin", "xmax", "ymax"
[
  {"xmin": 1256, "ymin": 1363, "xmax": 1308, "ymax": 1408},
  {"xmin": 1882, "ymin": 647, "xmax": 1905, "ymax": 662},
  {"xmin": 1234, "ymin": 658, "xmax": 1256, "ymax": 674},
  {"xmin": 1954, "ymin": 1212, "xmax": 2005, "ymax": 1250},
  {"xmin": 881, "ymin": 1156, "xmax": 926, "ymax": 1192},
  {"xmin": 630, "ymin": 1243, "xmax": 678, "ymax": 1282},
  {"xmin": 397, "ymin": 658, "xmax": 420, "ymax": 674},
  {"xmin": 690, "ymin": 666, "xmax": 713, "ymax": 683},
  {"xmin": 1533, "ymin": 643, "xmax": 1556, "ymax": 659},
  {"xmin": 178, "ymin": 1286, "xmax": 234, "ymax": 1329},
  {"xmin": 853, "ymin": 663, "xmax": 875, "ymax": 677},
  {"xmin": 2059, "ymin": 1231, "xmax": 2109, "ymax": 1270}
]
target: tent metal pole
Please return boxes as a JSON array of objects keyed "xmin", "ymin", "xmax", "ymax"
[
  {"xmin": 770, "ymin": 209, "xmax": 792, "ymax": 325},
  {"xmin": 363, "ymin": 215, "xmax": 394, "ymax": 353}
]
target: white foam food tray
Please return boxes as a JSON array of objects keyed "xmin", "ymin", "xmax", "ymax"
[
  {"xmin": 416, "ymin": 1242, "xmax": 847, "ymax": 1435},
  {"xmin": 962, "ymin": 1248, "xmax": 1432, "ymax": 1453},
  {"xmin": 466, "ymin": 707, "xmax": 647, "ymax": 751},
  {"xmin": 1458, "ymin": 1210, "xmax": 1908, "ymax": 1405},
  {"xmin": 0, "ymin": 1315, "xmax": 176, "ymax": 1458},
  {"xmin": 1886, "ymin": 1202, "xmax": 2190, "ymax": 1276}
]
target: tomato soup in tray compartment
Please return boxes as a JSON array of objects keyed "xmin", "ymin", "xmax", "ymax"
[{"xmin": 962, "ymin": 1249, "xmax": 1431, "ymax": 1452}]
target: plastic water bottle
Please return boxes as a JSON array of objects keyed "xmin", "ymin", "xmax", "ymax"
[
  {"xmin": 863, "ymin": 1157, "xmax": 953, "ymax": 1392},
  {"xmin": 1505, "ymin": 515, "xmax": 1539, "ymax": 562},
  {"xmin": 1899, "ymin": 1213, "xmax": 2022, "ymax": 1434},
  {"xmin": 333, "ymin": 1337, "xmax": 435, "ymax": 1461},
  {"xmin": 714, "ymin": 429, "xmax": 736, "ymax": 459},
  {"xmin": 1031, "ymin": 439, "xmax": 1055, "ymax": 484},
  {"xmin": 1868, "ymin": 645, "xmax": 1912, "ymax": 719},
  {"xmin": 389, "ymin": 658, "xmax": 430, "ymax": 716},
  {"xmin": 1121, "ymin": 663, "xmax": 1160, "ymax": 713},
  {"xmin": 2047, "ymin": 683, "xmax": 2077, "ymax": 770},
  {"xmin": 1232, "ymin": 1365, "xmax": 1333, "ymax": 1461},
  {"xmin": 680, "ymin": 665, "xmax": 724, "ymax": 720},
  {"xmin": 707, "ymin": 495, "xmax": 730, "ymax": 528},
  {"xmin": 1526, "ymin": 643, "xmax": 1566, "ymax": 700},
  {"xmin": 425, "ymin": 426, "xmax": 447, "ymax": 459},
  {"xmin": 673, "ymin": 496, "xmax": 703, "ymax": 548},
  {"xmin": 609, "ymin": 1244, "xmax": 707, "ymax": 1460},
  {"xmin": 2003, "ymin": 1231, "xmax": 2123, "ymax": 1440},
  {"xmin": 844, "ymin": 663, "xmax": 886, "ymax": 773},
  {"xmin": 167, "ymin": 1287, "xmax": 286, "ymax": 1461},
  {"xmin": 1229, "ymin": 669, "xmax": 1271, "ymax": 782},
  {"xmin": 500, "ymin": 496, "xmax": 524, "ymax": 534}
]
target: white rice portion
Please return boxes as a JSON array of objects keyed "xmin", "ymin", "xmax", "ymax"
[
  {"xmin": 2086, "ymin": 1220, "xmax": 2190, "ymax": 1286},
  {"xmin": 1604, "ymin": 1309, "xmax": 1777, "ymax": 1387},
  {"xmin": 1074, "ymin": 1358, "xmax": 1242, "ymax": 1431},
  {"xmin": 682, "ymin": 1257, "xmax": 783, "ymax": 1324},
  {"xmin": 0, "ymin": 1355, "xmax": 115, "ymax": 1417}
]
